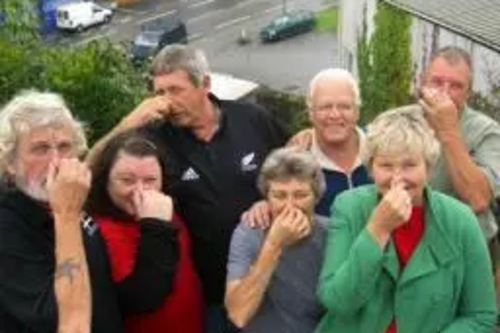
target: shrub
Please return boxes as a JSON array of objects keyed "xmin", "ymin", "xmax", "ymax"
[
  {"xmin": 0, "ymin": 2, "xmax": 146, "ymax": 144},
  {"xmin": 254, "ymin": 86, "xmax": 309, "ymax": 134}
]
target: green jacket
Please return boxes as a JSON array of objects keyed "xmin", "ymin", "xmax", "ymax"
[{"xmin": 316, "ymin": 185, "xmax": 496, "ymax": 333}]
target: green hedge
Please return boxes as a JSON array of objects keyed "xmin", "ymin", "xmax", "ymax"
[
  {"xmin": 254, "ymin": 87, "xmax": 309, "ymax": 134},
  {"xmin": 0, "ymin": 39, "xmax": 146, "ymax": 145}
]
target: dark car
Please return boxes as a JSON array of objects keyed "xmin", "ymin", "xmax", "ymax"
[
  {"xmin": 260, "ymin": 10, "xmax": 315, "ymax": 43},
  {"xmin": 129, "ymin": 21, "xmax": 188, "ymax": 65}
]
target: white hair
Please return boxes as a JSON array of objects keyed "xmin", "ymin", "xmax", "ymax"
[
  {"xmin": 308, "ymin": 68, "xmax": 361, "ymax": 107},
  {"xmin": 0, "ymin": 90, "xmax": 87, "ymax": 174}
]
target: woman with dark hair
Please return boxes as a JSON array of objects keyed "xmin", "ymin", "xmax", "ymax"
[{"xmin": 86, "ymin": 130, "xmax": 203, "ymax": 333}]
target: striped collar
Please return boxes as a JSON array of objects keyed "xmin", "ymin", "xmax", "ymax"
[{"xmin": 311, "ymin": 127, "xmax": 365, "ymax": 173}]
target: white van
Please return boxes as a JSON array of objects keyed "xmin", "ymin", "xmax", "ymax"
[{"xmin": 56, "ymin": 2, "xmax": 113, "ymax": 32}]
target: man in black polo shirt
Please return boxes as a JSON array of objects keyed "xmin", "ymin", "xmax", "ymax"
[
  {"xmin": 0, "ymin": 90, "xmax": 124, "ymax": 333},
  {"xmin": 89, "ymin": 44, "xmax": 288, "ymax": 332}
]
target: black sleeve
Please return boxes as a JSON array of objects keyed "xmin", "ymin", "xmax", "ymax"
[
  {"xmin": 0, "ymin": 210, "xmax": 58, "ymax": 332},
  {"xmin": 116, "ymin": 218, "xmax": 179, "ymax": 315}
]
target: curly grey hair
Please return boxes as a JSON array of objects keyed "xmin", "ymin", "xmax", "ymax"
[
  {"xmin": 0, "ymin": 90, "xmax": 87, "ymax": 175},
  {"xmin": 257, "ymin": 146, "xmax": 326, "ymax": 202}
]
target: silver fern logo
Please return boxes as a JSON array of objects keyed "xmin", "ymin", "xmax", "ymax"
[{"xmin": 241, "ymin": 152, "xmax": 257, "ymax": 172}]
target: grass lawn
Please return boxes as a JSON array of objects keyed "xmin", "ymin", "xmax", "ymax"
[{"xmin": 315, "ymin": 6, "xmax": 339, "ymax": 33}]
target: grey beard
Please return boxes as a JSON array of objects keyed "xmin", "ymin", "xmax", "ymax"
[{"xmin": 16, "ymin": 177, "xmax": 49, "ymax": 202}]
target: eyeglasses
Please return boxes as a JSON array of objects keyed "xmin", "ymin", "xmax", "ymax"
[{"xmin": 312, "ymin": 102, "xmax": 354, "ymax": 115}]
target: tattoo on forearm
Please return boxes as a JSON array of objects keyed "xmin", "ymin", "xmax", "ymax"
[{"xmin": 55, "ymin": 258, "xmax": 81, "ymax": 284}]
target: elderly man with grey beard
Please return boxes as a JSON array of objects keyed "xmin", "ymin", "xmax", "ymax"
[{"xmin": 0, "ymin": 90, "xmax": 124, "ymax": 333}]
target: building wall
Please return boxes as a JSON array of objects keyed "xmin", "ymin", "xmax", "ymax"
[
  {"xmin": 411, "ymin": 19, "xmax": 500, "ymax": 94},
  {"xmin": 338, "ymin": 0, "xmax": 376, "ymax": 75},
  {"xmin": 339, "ymin": 0, "xmax": 500, "ymax": 95}
]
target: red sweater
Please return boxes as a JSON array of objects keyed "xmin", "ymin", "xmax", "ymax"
[
  {"xmin": 386, "ymin": 206, "xmax": 424, "ymax": 333},
  {"xmin": 97, "ymin": 214, "xmax": 204, "ymax": 333}
]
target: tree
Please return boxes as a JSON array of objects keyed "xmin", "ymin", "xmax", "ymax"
[
  {"xmin": 0, "ymin": 0, "xmax": 40, "ymax": 42},
  {"xmin": 43, "ymin": 41, "xmax": 147, "ymax": 143},
  {"xmin": 469, "ymin": 84, "xmax": 500, "ymax": 124},
  {"xmin": 357, "ymin": 1, "xmax": 412, "ymax": 124},
  {"xmin": 0, "ymin": 1, "xmax": 146, "ymax": 144}
]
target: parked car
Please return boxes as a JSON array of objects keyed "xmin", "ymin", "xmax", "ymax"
[
  {"xmin": 129, "ymin": 21, "xmax": 188, "ymax": 65},
  {"xmin": 260, "ymin": 10, "xmax": 315, "ymax": 43},
  {"xmin": 56, "ymin": 2, "xmax": 113, "ymax": 32}
]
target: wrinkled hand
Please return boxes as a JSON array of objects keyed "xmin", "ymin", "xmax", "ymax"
[
  {"xmin": 266, "ymin": 206, "xmax": 311, "ymax": 248},
  {"xmin": 287, "ymin": 128, "xmax": 313, "ymax": 149},
  {"xmin": 47, "ymin": 158, "xmax": 91, "ymax": 217},
  {"xmin": 242, "ymin": 200, "xmax": 272, "ymax": 229},
  {"xmin": 133, "ymin": 189, "xmax": 173, "ymax": 221},
  {"xmin": 368, "ymin": 176, "xmax": 412, "ymax": 235},
  {"xmin": 419, "ymin": 87, "xmax": 461, "ymax": 140},
  {"xmin": 119, "ymin": 96, "xmax": 173, "ymax": 131}
]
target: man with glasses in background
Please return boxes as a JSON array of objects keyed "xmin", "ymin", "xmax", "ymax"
[{"xmin": 243, "ymin": 68, "xmax": 371, "ymax": 226}]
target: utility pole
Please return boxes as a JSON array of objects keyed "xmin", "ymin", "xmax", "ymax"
[{"xmin": 282, "ymin": 0, "xmax": 287, "ymax": 14}]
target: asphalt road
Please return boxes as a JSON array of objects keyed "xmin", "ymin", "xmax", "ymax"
[
  {"xmin": 191, "ymin": 0, "xmax": 338, "ymax": 93},
  {"xmin": 50, "ymin": 0, "xmax": 338, "ymax": 92},
  {"xmin": 53, "ymin": 0, "xmax": 325, "ymax": 45},
  {"xmin": 208, "ymin": 31, "xmax": 338, "ymax": 94}
]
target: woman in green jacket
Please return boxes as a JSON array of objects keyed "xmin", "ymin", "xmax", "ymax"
[{"xmin": 316, "ymin": 105, "xmax": 496, "ymax": 333}]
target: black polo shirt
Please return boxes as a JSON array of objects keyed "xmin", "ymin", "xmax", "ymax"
[
  {"xmin": 0, "ymin": 189, "xmax": 124, "ymax": 333},
  {"xmin": 142, "ymin": 95, "xmax": 288, "ymax": 305}
]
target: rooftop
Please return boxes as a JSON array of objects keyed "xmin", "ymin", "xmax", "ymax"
[{"xmin": 383, "ymin": 0, "xmax": 500, "ymax": 53}]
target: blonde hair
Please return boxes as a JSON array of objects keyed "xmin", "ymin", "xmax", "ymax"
[{"xmin": 362, "ymin": 104, "xmax": 440, "ymax": 170}]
